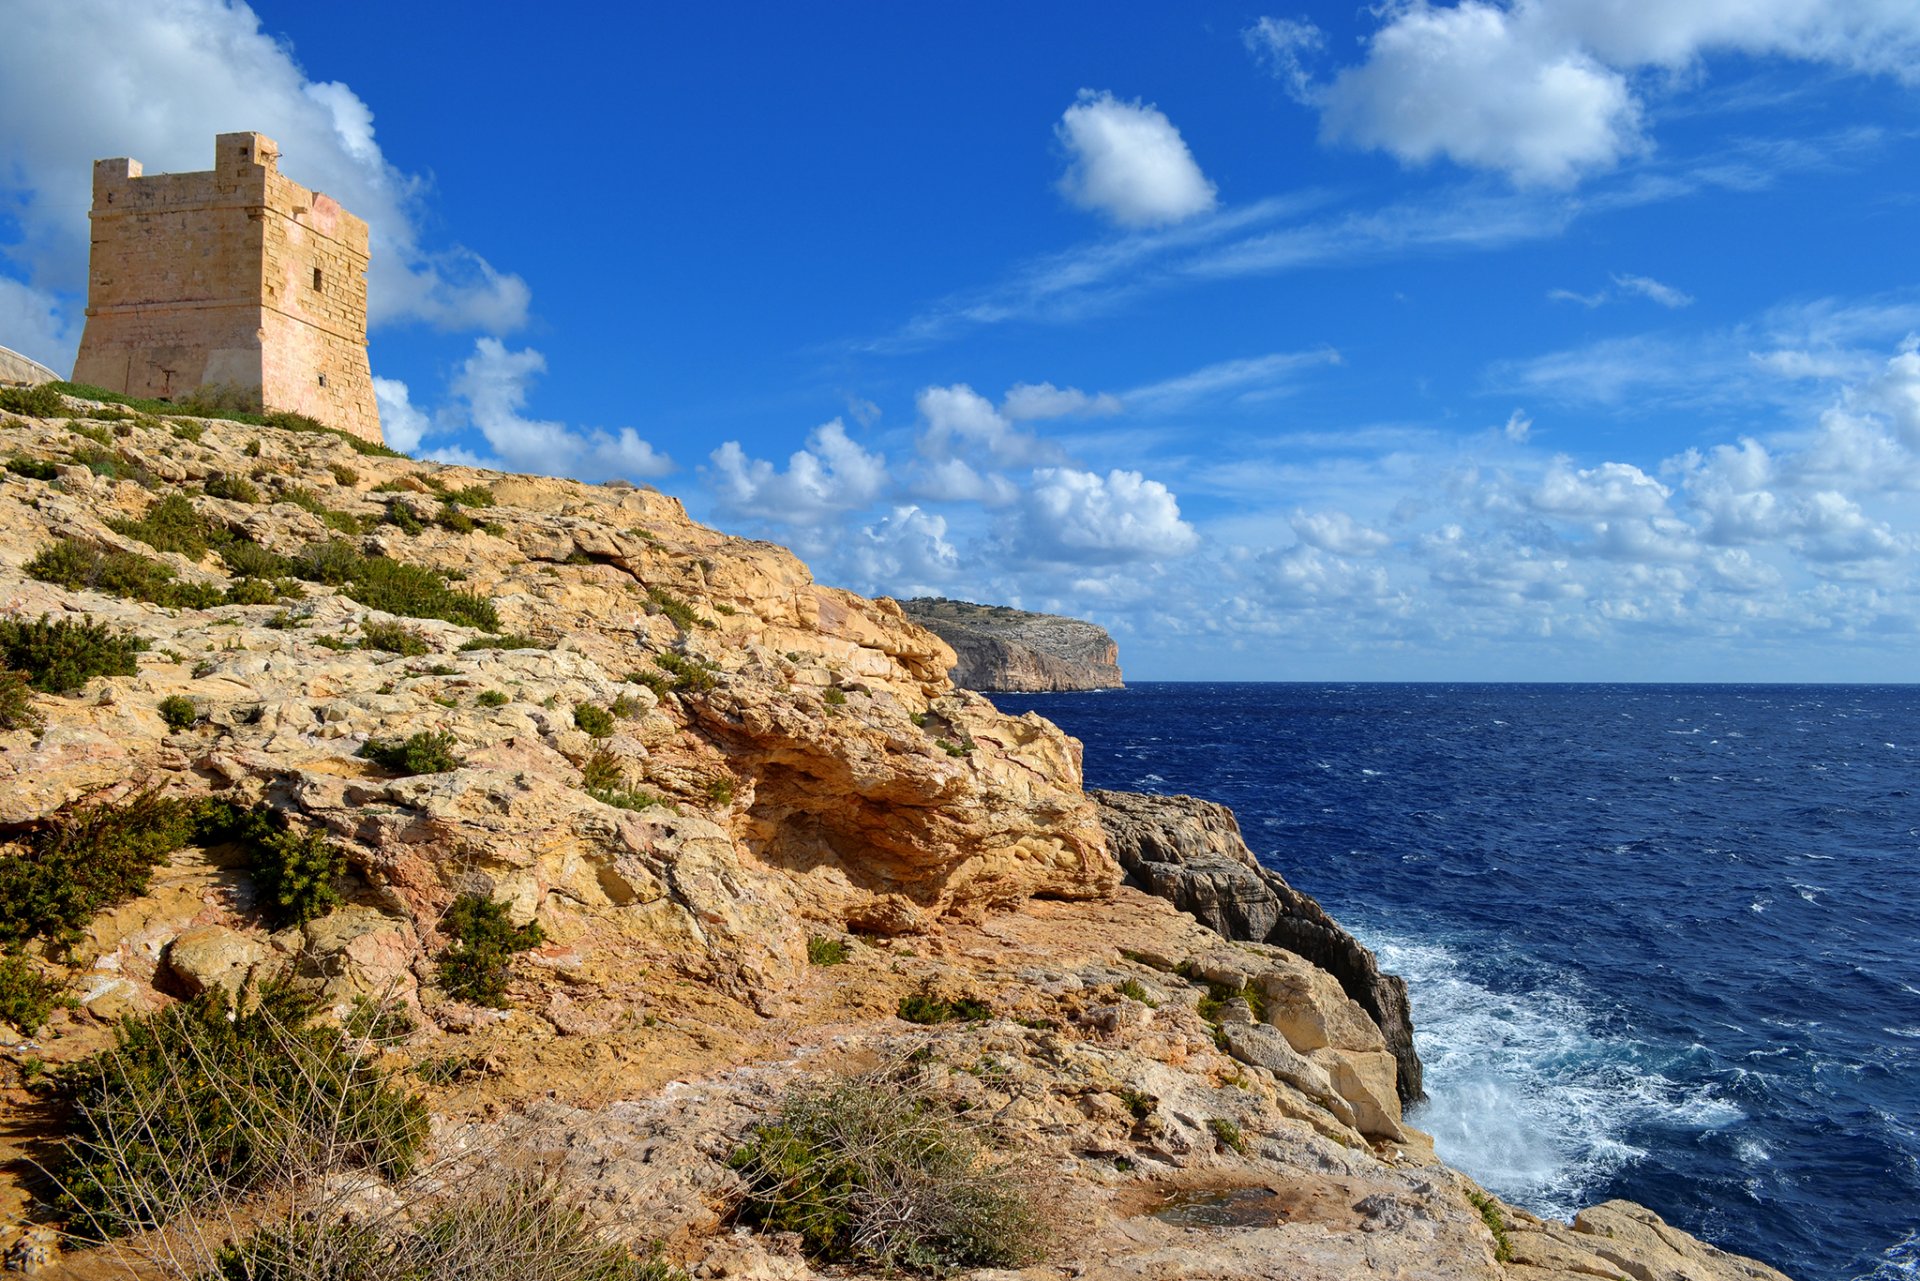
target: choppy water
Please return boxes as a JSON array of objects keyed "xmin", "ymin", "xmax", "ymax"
[{"xmin": 993, "ymin": 683, "xmax": 1920, "ymax": 1281}]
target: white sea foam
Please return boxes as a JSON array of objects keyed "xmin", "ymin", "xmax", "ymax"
[
  {"xmin": 1367, "ymin": 932, "xmax": 1741, "ymax": 1221},
  {"xmin": 1860, "ymin": 1228, "xmax": 1920, "ymax": 1280}
]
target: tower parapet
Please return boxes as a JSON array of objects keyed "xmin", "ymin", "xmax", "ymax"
[{"xmin": 71, "ymin": 132, "xmax": 382, "ymax": 444}]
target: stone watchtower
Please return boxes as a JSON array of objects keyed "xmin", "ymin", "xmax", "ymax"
[{"xmin": 71, "ymin": 132, "xmax": 382, "ymax": 444}]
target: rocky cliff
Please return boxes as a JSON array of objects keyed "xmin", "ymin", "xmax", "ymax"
[
  {"xmin": 0, "ymin": 390, "xmax": 1791, "ymax": 1281},
  {"xmin": 898, "ymin": 596, "xmax": 1123, "ymax": 691}
]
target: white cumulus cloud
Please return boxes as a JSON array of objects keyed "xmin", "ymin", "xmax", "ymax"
[
  {"xmin": 450, "ymin": 339, "xmax": 671, "ymax": 481},
  {"xmin": 1250, "ymin": 0, "xmax": 1920, "ymax": 186},
  {"xmin": 1055, "ymin": 90, "xmax": 1217, "ymax": 228},
  {"xmin": 1012, "ymin": 467, "xmax": 1200, "ymax": 564},
  {"xmin": 707, "ymin": 419, "xmax": 887, "ymax": 526},
  {"xmin": 371, "ymin": 377, "xmax": 430, "ymax": 454}
]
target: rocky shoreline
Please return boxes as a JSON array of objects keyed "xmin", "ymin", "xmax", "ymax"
[{"xmin": 0, "ymin": 390, "xmax": 1790, "ymax": 1280}]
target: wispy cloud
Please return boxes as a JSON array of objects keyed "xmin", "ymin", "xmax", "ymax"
[{"xmin": 1122, "ymin": 347, "xmax": 1342, "ymax": 412}]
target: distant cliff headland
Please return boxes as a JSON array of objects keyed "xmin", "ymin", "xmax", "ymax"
[{"xmin": 898, "ymin": 596, "xmax": 1123, "ymax": 692}]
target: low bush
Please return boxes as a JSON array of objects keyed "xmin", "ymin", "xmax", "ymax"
[
  {"xmin": 25, "ymin": 537, "xmax": 226, "ymax": 609},
  {"xmin": 896, "ymin": 990, "xmax": 992, "ymax": 1025},
  {"xmin": 1467, "ymin": 1190, "xmax": 1514, "ymax": 1263},
  {"xmin": 644, "ymin": 586, "xmax": 703, "ymax": 631},
  {"xmin": 444, "ymin": 484, "xmax": 495, "ymax": 508},
  {"xmin": 6, "ymin": 455, "xmax": 60, "ymax": 480},
  {"xmin": 436, "ymin": 895, "xmax": 543, "ymax": 1008},
  {"xmin": 1207, "ymin": 1117, "xmax": 1248, "ymax": 1155},
  {"xmin": 67, "ymin": 443, "xmax": 155, "ymax": 487},
  {"xmin": 822, "ymin": 687, "xmax": 846, "ymax": 707},
  {"xmin": 107, "ymin": 493, "xmax": 212, "ymax": 558},
  {"xmin": 158, "ymin": 694, "xmax": 198, "ymax": 730},
  {"xmin": 0, "ymin": 613, "xmax": 146, "ymax": 693},
  {"xmin": 292, "ymin": 540, "xmax": 499, "ymax": 631},
  {"xmin": 589, "ymin": 787, "xmax": 665, "ymax": 813},
  {"xmin": 580, "ymin": 748, "xmax": 624, "ymax": 792},
  {"xmin": 476, "ymin": 689, "xmax": 510, "ymax": 708},
  {"xmin": 277, "ymin": 485, "xmax": 363, "ymax": 534},
  {"xmin": 705, "ymin": 775, "xmax": 735, "ymax": 806},
  {"xmin": 806, "ymin": 936, "xmax": 848, "ymax": 966},
  {"xmin": 359, "ymin": 619, "xmax": 431, "ymax": 656},
  {"xmin": 0, "ymin": 384, "xmax": 65, "ymax": 417},
  {"xmin": 217, "ymin": 538, "xmax": 294, "ymax": 580},
  {"xmin": 730, "ymin": 1072, "xmax": 1045, "ymax": 1274},
  {"xmin": 383, "ymin": 500, "xmax": 426, "ymax": 535},
  {"xmin": 609, "ymin": 692, "xmax": 642, "ymax": 719},
  {"xmin": 359, "ymin": 731, "xmax": 461, "ymax": 775},
  {"xmin": 0, "ymin": 669, "xmax": 43, "ymax": 731},
  {"xmin": 0, "ymin": 613, "xmax": 147, "ymax": 694},
  {"xmin": 0, "ymin": 953, "xmax": 65, "ymax": 1033},
  {"xmin": 0, "ymin": 789, "xmax": 197, "ymax": 953},
  {"xmin": 573, "ymin": 702, "xmax": 615, "ymax": 738},
  {"xmin": 169, "ymin": 419, "xmax": 205, "ymax": 443},
  {"xmin": 652, "ymin": 651, "xmax": 717, "ymax": 693},
  {"xmin": 329, "ymin": 463, "xmax": 359, "ymax": 486},
  {"xmin": 203, "ymin": 473, "xmax": 262, "ymax": 504},
  {"xmin": 48, "ymin": 983, "xmax": 427, "ymax": 1238},
  {"xmin": 197, "ymin": 800, "xmax": 347, "ymax": 929}
]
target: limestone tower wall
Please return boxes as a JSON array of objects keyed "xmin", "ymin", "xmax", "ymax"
[{"xmin": 71, "ymin": 132, "xmax": 381, "ymax": 444}]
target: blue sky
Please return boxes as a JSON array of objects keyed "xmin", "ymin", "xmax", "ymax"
[{"xmin": 4, "ymin": 1, "xmax": 1920, "ymax": 681}]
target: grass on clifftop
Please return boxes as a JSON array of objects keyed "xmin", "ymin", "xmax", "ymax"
[
  {"xmin": 730, "ymin": 1071, "xmax": 1045, "ymax": 1275},
  {"xmin": 40, "ymin": 381, "xmax": 409, "ymax": 458}
]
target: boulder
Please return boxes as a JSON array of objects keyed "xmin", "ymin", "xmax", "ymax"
[
  {"xmin": 1093, "ymin": 788, "xmax": 1423, "ymax": 1103},
  {"xmin": 162, "ymin": 924, "xmax": 268, "ymax": 997}
]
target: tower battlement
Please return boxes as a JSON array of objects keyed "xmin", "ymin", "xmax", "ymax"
[{"xmin": 71, "ymin": 132, "xmax": 382, "ymax": 444}]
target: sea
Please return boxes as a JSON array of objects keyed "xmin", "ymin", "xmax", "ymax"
[{"xmin": 993, "ymin": 683, "xmax": 1920, "ymax": 1281}]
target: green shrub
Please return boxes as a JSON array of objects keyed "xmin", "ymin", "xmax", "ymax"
[
  {"xmin": 359, "ymin": 619, "xmax": 431, "ymax": 656},
  {"xmin": 652, "ymin": 651, "xmax": 717, "ymax": 693},
  {"xmin": 292, "ymin": 541, "xmax": 499, "ymax": 631},
  {"xmin": 194, "ymin": 800, "xmax": 348, "ymax": 929},
  {"xmin": 436, "ymin": 502, "xmax": 477, "ymax": 534},
  {"xmin": 359, "ymin": 731, "xmax": 461, "ymax": 776},
  {"xmin": 49, "ymin": 983, "xmax": 427, "ymax": 1237},
  {"xmin": 729, "ymin": 1073, "xmax": 1044, "ymax": 1274},
  {"xmin": 383, "ymin": 500, "xmax": 426, "ymax": 535},
  {"xmin": 896, "ymin": 991, "xmax": 992, "ymax": 1025},
  {"xmin": 580, "ymin": 748, "xmax": 624, "ymax": 792},
  {"xmin": 1467, "ymin": 1190, "xmax": 1514, "ymax": 1263},
  {"xmin": 589, "ymin": 787, "xmax": 665, "ymax": 813},
  {"xmin": 444, "ymin": 484, "xmax": 495, "ymax": 508},
  {"xmin": 1115, "ymin": 978, "xmax": 1158, "ymax": 1008},
  {"xmin": 217, "ymin": 538, "xmax": 295, "ymax": 579},
  {"xmin": 806, "ymin": 936, "xmax": 849, "ymax": 966},
  {"xmin": 0, "ymin": 789, "xmax": 197, "ymax": 952},
  {"xmin": 436, "ymin": 895, "xmax": 543, "ymax": 1008},
  {"xmin": 573, "ymin": 702, "xmax": 615, "ymax": 738},
  {"xmin": 0, "ymin": 670, "xmax": 43, "ymax": 731},
  {"xmin": 0, "ymin": 613, "xmax": 146, "ymax": 693},
  {"xmin": 0, "ymin": 953, "xmax": 65, "ymax": 1034},
  {"xmin": 1117, "ymin": 1088, "xmax": 1154, "ymax": 1120},
  {"xmin": 476, "ymin": 690, "xmax": 509, "ymax": 708},
  {"xmin": 343, "ymin": 994, "xmax": 415, "ymax": 1047},
  {"xmin": 5, "ymin": 455, "xmax": 59, "ymax": 480},
  {"xmin": 277, "ymin": 485, "xmax": 362, "ymax": 534},
  {"xmin": 108, "ymin": 493, "xmax": 212, "ymax": 558},
  {"xmin": 66, "ymin": 443, "xmax": 154, "ymax": 487},
  {"xmin": 623, "ymin": 670, "xmax": 671, "ymax": 698},
  {"xmin": 644, "ymin": 586, "xmax": 702, "ymax": 630},
  {"xmin": 169, "ymin": 419, "xmax": 205, "ymax": 443},
  {"xmin": 204, "ymin": 473, "xmax": 262, "ymax": 504},
  {"xmin": 329, "ymin": 463, "xmax": 359, "ymax": 485},
  {"xmin": 25, "ymin": 537, "xmax": 224, "ymax": 609},
  {"xmin": 822, "ymin": 687, "xmax": 846, "ymax": 707},
  {"xmin": 457, "ymin": 633, "xmax": 543, "ymax": 650},
  {"xmin": 610, "ymin": 692, "xmax": 641, "ymax": 719},
  {"xmin": 705, "ymin": 775, "xmax": 735, "ymax": 806},
  {"xmin": 1207, "ymin": 1117, "xmax": 1247, "ymax": 1155},
  {"xmin": 0, "ymin": 384, "xmax": 65, "ymax": 417},
  {"xmin": 158, "ymin": 695, "xmax": 198, "ymax": 730}
]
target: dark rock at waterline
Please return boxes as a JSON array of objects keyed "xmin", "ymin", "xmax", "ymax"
[{"xmin": 1091, "ymin": 788, "xmax": 1424, "ymax": 1105}]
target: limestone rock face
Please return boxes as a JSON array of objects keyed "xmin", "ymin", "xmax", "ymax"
[
  {"xmin": 898, "ymin": 597, "xmax": 1123, "ymax": 691},
  {"xmin": 1092, "ymin": 788, "xmax": 1423, "ymax": 1103},
  {"xmin": 0, "ymin": 396, "xmax": 1117, "ymax": 1025},
  {"xmin": 0, "ymin": 394, "xmax": 1790, "ymax": 1281}
]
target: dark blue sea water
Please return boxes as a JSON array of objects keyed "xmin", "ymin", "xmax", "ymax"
[{"xmin": 994, "ymin": 683, "xmax": 1920, "ymax": 1281}]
